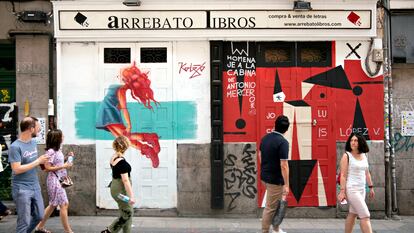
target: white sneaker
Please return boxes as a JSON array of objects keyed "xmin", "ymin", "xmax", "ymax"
[{"xmin": 272, "ymin": 228, "xmax": 287, "ymax": 233}]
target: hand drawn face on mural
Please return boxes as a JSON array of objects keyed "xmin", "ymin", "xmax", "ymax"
[{"xmin": 121, "ymin": 63, "xmax": 158, "ymax": 109}]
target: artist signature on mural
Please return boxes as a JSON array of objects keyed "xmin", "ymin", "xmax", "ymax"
[{"xmin": 178, "ymin": 62, "xmax": 206, "ymax": 79}]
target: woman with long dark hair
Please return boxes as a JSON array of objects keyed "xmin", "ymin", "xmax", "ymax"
[
  {"xmin": 35, "ymin": 129, "xmax": 74, "ymax": 233},
  {"xmin": 338, "ymin": 133, "xmax": 375, "ymax": 233}
]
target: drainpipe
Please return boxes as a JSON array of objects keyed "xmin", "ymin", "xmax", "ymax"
[
  {"xmin": 48, "ymin": 35, "xmax": 56, "ymax": 130},
  {"xmin": 381, "ymin": 0, "xmax": 398, "ymax": 217}
]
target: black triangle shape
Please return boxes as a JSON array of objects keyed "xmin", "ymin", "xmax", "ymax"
[
  {"xmin": 288, "ymin": 160, "xmax": 317, "ymax": 203},
  {"xmin": 303, "ymin": 66, "xmax": 352, "ymax": 90},
  {"xmin": 353, "ymin": 98, "xmax": 370, "ymax": 140},
  {"xmin": 237, "ymin": 74, "xmax": 244, "ymax": 115},
  {"xmin": 274, "ymin": 69, "xmax": 282, "ymax": 94},
  {"xmin": 286, "ymin": 100, "xmax": 310, "ymax": 107}
]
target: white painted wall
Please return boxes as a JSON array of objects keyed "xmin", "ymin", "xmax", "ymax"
[
  {"xmin": 173, "ymin": 41, "xmax": 211, "ymax": 143},
  {"xmin": 57, "ymin": 42, "xmax": 99, "ymax": 144},
  {"xmin": 335, "ymin": 40, "xmax": 383, "ymax": 77}
]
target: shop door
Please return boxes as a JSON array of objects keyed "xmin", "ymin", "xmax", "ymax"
[
  {"xmin": 96, "ymin": 43, "xmax": 177, "ymax": 209},
  {"xmin": 297, "ymin": 66, "xmax": 336, "ymax": 207},
  {"xmin": 256, "ymin": 42, "xmax": 336, "ymax": 207}
]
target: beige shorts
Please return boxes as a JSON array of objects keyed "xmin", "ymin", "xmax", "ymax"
[{"xmin": 346, "ymin": 187, "xmax": 370, "ymax": 219}]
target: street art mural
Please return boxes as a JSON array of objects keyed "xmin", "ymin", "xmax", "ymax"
[
  {"xmin": 95, "ymin": 62, "xmax": 161, "ymax": 168},
  {"xmin": 0, "ymin": 101, "xmax": 17, "ymax": 200},
  {"xmin": 58, "ymin": 42, "xmax": 210, "ymax": 209},
  {"xmin": 222, "ymin": 41, "xmax": 384, "ymax": 208},
  {"xmin": 223, "ymin": 42, "xmax": 257, "ymax": 142}
]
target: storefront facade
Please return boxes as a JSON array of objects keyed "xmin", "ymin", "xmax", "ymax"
[{"xmin": 53, "ymin": 0, "xmax": 385, "ymax": 216}]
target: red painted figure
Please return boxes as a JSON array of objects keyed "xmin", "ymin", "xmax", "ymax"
[{"xmin": 96, "ymin": 62, "xmax": 161, "ymax": 168}]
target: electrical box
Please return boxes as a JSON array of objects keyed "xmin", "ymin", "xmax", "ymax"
[
  {"xmin": 19, "ymin": 11, "xmax": 48, "ymax": 23},
  {"xmin": 372, "ymin": 49, "xmax": 384, "ymax": 62}
]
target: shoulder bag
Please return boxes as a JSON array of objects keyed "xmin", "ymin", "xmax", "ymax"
[
  {"xmin": 53, "ymin": 171, "xmax": 73, "ymax": 188},
  {"xmin": 336, "ymin": 152, "xmax": 349, "ymax": 185}
]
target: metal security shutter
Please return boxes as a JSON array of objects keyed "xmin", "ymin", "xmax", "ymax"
[{"xmin": 210, "ymin": 41, "xmax": 224, "ymax": 209}]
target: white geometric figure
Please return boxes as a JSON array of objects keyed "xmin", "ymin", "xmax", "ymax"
[
  {"xmin": 317, "ymin": 162, "xmax": 328, "ymax": 206},
  {"xmin": 273, "ymin": 91, "xmax": 286, "ymax": 102},
  {"xmin": 295, "ymin": 107, "xmax": 312, "ymax": 160},
  {"xmin": 301, "ymin": 82, "xmax": 314, "ymax": 99}
]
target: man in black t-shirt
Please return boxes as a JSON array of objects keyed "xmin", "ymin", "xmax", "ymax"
[{"xmin": 260, "ymin": 115, "xmax": 290, "ymax": 233}]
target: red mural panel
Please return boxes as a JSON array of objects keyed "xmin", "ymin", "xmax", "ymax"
[
  {"xmin": 255, "ymin": 59, "xmax": 384, "ymax": 207},
  {"xmin": 256, "ymin": 66, "xmax": 336, "ymax": 207},
  {"xmin": 223, "ymin": 42, "xmax": 257, "ymax": 142},
  {"xmin": 335, "ymin": 60, "xmax": 384, "ymax": 141},
  {"xmin": 220, "ymin": 42, "xmax": 384, "ymax": 208}
]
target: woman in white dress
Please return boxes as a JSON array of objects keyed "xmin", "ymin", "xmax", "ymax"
[{"xmin": 338, "ymin": 133, "xmax": 375, "ymax": 233}]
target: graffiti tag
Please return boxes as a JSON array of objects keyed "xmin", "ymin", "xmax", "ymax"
[
  {"xmin": 224, "ymin": 144, "xmax": 257, "ymax": 211},
  {"xmin": 0, "ymin": 134, "xmax": 11, "ymax": 170},
  {"xmin": 0, "ymin": 89, "xmax": 11, "ymax": 102},
  {"xmin": 0, "ymin": 103, "xmax": 16, "ymax": 122},
  {"xmin": 394, "ymin": 101, "xmax": 414, "ymax": 118},
  {"xmin": 393, "ymin": 132, "xmax": 414, "ymax": 152}
]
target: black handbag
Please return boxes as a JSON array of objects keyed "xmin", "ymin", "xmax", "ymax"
[
  {"xmin": 272, "ymin": 199, "xmax": 288, "ymax": 226},
  {"xmin": 53, "ymin": 172, "xmax": 73, "ymax": 188}
]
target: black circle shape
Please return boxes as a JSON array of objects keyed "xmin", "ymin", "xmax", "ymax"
[
  {"xmin": 236, "ymin": 118, "xmax": 246, "ymax": 129},
  {"xmin": 320, "ymin": 93, "xmax": 326, "ymax": 98},
  {"xmin": 353, "ymin": 86, "xmax": 363, "ymax": 96}
]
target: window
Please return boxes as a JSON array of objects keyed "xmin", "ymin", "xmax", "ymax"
[
  {"xmin": 104, "ymin": 48, "xmax": 131, "ymax": 63},
  {"xmin": 297, "ymin": 42, "xmax": 331, "ymax": 67},
  {"xmin": 140, "ymin": 48, "xmax": 167, "ymax": 63},
  {"xmin": 0, "ymin": 44, "xmax": 15, "ymax": 71},
  {"xmin": 391, "ymin": 14, "xmax": 414, "ymax": 63},
  {"xmin": 257, "ymin": 42, "xmax": 332, "ymax": 67},
  {"xmin": 257, "ymin": 42, "xmax": 295, "ymax": 67}
]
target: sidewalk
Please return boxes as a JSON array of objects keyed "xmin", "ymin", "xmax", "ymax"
[{"xmin": 1, "ymin": 215, "xmax": 413, "ymax": 233}]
